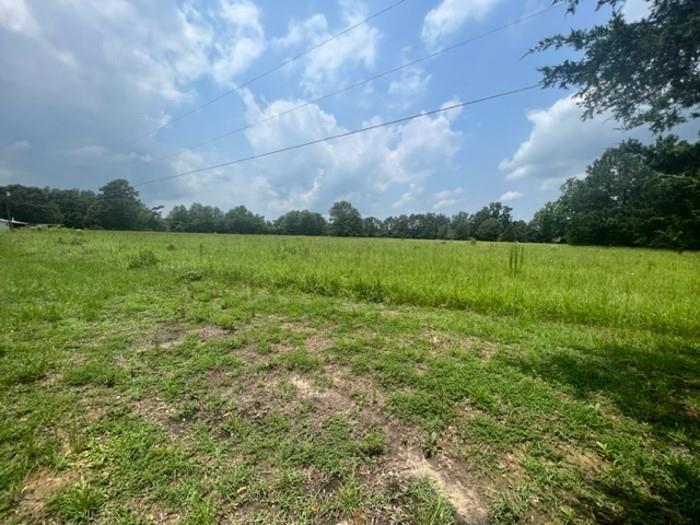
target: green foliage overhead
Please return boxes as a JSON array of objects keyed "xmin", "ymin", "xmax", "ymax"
[{"xmin": 534, "ymin": 0, "xmax": 700, "ymax": 133}]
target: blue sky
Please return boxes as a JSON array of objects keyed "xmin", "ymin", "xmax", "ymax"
[{"xmin": 1, "ymin": 0, "xmax": 686, "ymax": 220}]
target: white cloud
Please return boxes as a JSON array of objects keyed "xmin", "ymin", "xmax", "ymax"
[
  {"xmin": 9, "ymin": 0, "xmax": 265, "ymax": 104},
  {"xmin": 388, "ymin": 48, "xmax": 431, "ymax": 102},
  {"xmin": 499, "ymin": 96, "xmax": 628, "ymax": 186},
  {"xmin": 0, "ymin": 0, "xmax": 39, "ymax": 35},
  {"xmin": 421, "ymin": 0, "xmax": 500, "ymax": 48},
  {"xmin": 274, "ymin": 0, "xmax": 379, "ymax": 95},
  {"xmin": 210, "ymin": 0, "xmax": 265, "ymax": 86},
  {"xmin": 61, "ymin": 144, "xmax": 151, "ymax": 164},
  {"xmin": 388, "ymin": 67, "xmax": 431, "ymax": 97},
  {"xmin": 393, "ymin": 183, "xmax": 423, "ymax": 210},
  {"xmin": 0, "ymin": 0, "xmax": 270, "ymax": 192},
  {"xmin": 432, "ymin": 187, "xmax": 464, "ymax": 210},
  {"xmin": 498, "ymin": 190, "xmax": 522, "ymax": 202},
  {"xmin": 499, "ymin": 94, "xmax": 697, "ymax": 189},
  {"xmin": 235, "ymin": 90, "xmax": 462, "ymax": 215}
]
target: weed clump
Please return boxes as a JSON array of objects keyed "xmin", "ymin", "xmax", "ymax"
[
  {"xmin": 48, "ymin": 480, "xmax": 104, "ymax": 523},
  {"xmin": 126, "ymin": 249, "xmax": 158, "ymax": 270},
  {"xmin": 359, "ymin": 432, "xmax": 385, "ymax": 457}
]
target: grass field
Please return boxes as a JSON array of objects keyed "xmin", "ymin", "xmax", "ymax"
[{"xmin": 1, "ymin": 230, "xmax": 698, "ymax": 524}]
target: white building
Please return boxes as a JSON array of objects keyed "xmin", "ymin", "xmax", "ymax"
[{"xmin": 0, "ymin": 218, "xmax": 30, "ymax": 231}]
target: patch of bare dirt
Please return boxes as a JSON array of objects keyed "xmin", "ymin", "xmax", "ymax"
[
  {"xmin": 149, "ymin": 323, "xmax": 187, "ymax": 350},
  {"xmin": 134, "ymin": 504, "xmax": 182, "ymax": 525},
  {"xmin": 281, "ymin": 321, "xmax": 315, "ymax": 335},
  {"xmin": 399, "ymin": 448, "xmax": 487, "ymax": 525},
  {"xmin": 558, "ymin": 442, "xmax": 606, "ymax": 475},
  {"xmin": 127, "ymin": 396, "xmax": 199, "ymax": 446},
  {"xmin": 279, "ymin": 322, "xmax": 334, "ymax": 353},
  {"xmin": 289, "ymin": 375, "xmax": 355, "ymax": 414},
  {"xmin": 423, "ymin": 330, "xmax": 501, "ymax": 360},
  {"xmin": 214, "ymin": 324, "xmax": 492, "ymax": 523},
  {"xmin": 287, "ymin": 366, "xmax": 489, "ymax": 524},
  {"xmin": 195, "ymin": 325, "xmax": 230, "ymax": 339},
  {"xmin": 131, "ymin": 397, "xmax": 178, "ymax": 427},
  {"xmin": 304, "ymin": 335, "xmax": 334, "ymax": 352},
  {"xmin": 16, "ymin": 468, "xmax": 79, "ymax": 519}
]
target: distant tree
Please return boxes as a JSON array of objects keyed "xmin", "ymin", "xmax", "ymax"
[
  {"xmin": 540, "ymin": 137, "xmax": 700, "ymax": 249},
  {"xmin": 362, "ymin": 216, "xmax": 382, "ymax": 237},
  {"xmin": 448, "ymin": 211, "xmax": 472, "ymax": 240},
  {"xmin": 141, "ymin": 205, "xmax": 166, "ymax": 231},
  {"xmin": 470, "ymin": 202, "xmax": 512, "ymax": 239},
  {"xmin": 167, "ymin": 205, "xmax": 190, "ymax": 232},
  {"xmin": 501, "ymin": 220, "xmax": 530, "ymax": 242},
  {"xmin": 383, "ymin": 215, "xmax": 409, "ymax": 238},
  {"xmin": 49, "ymin": 188, "xmax": 96, "ymax": 228},
  {"xmin": 275, "ymin": 210, "xmax": 327, "ymax": 236},
  {"xmin": 406, "ymin": 213, "xmax": 451, "ymax": 239},
  {"xmin": 186, "ymin": 203, "xmax": 225, "ymax": 233},
  {"xmin": 86, "ymin": 179, "xmax": 147, "ymax": 230},
  {"xmin": 528, "ymin": 202, "xmax": 565, "ymax": 243},
  {"xmin": 475, "ymin": 218, "xmax": 503, "ymax": 241},
  {"xmin": 534, "ymin": 0, "xmax": 700, "ymax": 133},
  {"xmin": 329, "ymin": 201, "xmax": 363, "ymax": 237},
  {"xmin": 0, "ymin": 184, "xmax": 62, "ymax": 224},
  {"xmin": 225, "ymin": 205, "xmax": 267, "ymax": 234}
]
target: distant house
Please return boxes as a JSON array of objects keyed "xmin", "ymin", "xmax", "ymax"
[{"xmin": 0, "ymin": 218, "xmax": 30, "ymax": 231}]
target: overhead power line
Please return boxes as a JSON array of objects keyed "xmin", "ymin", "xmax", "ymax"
[
  {"xmin": 149, "ymin": 0, "xmax": 410, "ymax": 136},
  {"xmin": 152, "ymin": 3, "xmax": 561, "ymax": 163},
  {"xmin": 136, "ymin": 83, "xmax": 541, "ymax": 188}
]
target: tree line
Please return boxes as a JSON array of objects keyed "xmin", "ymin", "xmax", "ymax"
[
  {"xmin": 0, "ymin": 180, "xmax": 528, "ymax": 241},
  {"xmin": 166, "ymin": 199, "xmax": 528, "ymax": 240},
  {"xmin": 2, "ymin": 133, "xmax": 697, "ymax": 248}
]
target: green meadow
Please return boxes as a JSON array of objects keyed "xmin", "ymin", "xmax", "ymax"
[{"xmin": 1, "ymin": 230, "xmax": 698, "ymax": 524}]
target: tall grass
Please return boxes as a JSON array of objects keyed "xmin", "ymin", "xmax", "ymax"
[
  {"xmin": 2, "ymin": 230, "xmax": 698, "ymax": 335},
  {"xmin": 508, "ymin": 242, "xmax": 525, "ymax": 276}
]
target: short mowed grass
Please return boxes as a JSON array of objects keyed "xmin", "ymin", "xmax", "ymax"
[{"xmin": 1, "ymin": 230, "xmax": 698, "ymax": 524}]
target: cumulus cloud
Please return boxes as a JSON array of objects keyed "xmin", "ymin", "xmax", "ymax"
[
  {"xmin": 388, "ymin": 67, "xmax": 431, "ymax": 98},
  {"xmin": 2, "ymin": 1, "xmax": 264, "ymax": 107},
  {"xmin": 274, "ymin": 0, "xmax": 379, "ymax": 95},
  {"xmin": 499, "ymin": 95, "xmax": 697, "ymax": 189},
  {"xmin": 0, "ymin": 0, "xmax": 39, "ymax": 35},
  {"xmin": 0, "ymin": 0, "xmax": 269, "ymax": 191},
  {"xmin": 234, "ymin": 90, "xmax": 462, "ymax": 215},
  {"xmin": 421, "ymin": 0, "xmax": 501, "ymax": 48},
  {"xmin": 498, "ymin": 190, "xmax": 522, "ymax": 202},
  {"xmin": 393, "ymin": 183, "xmax": 424, "ymax": 210},
  {"xmin": 388, "ymin": 48, "xmax": 431, "ymax": 104},
  {"xmin": 500, "ymin": 96, "xmax": 639, "ymax": 186},
  {"xmin": 432, "ymin": 187, "xmax": 464, "ymax": 210}
]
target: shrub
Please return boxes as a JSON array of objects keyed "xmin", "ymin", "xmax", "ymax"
[{"xmin": 126, "ymin": 249, "xmax": 158, "ymax": 269}]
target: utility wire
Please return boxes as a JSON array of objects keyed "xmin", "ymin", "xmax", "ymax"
[
  {"xmin": 152, "ymin": 3, "xmax": 561, "ymax": 163},
  {"xmin": 136, "ymin": 83, "xmax": 542, "ymax": 188},
  {"xmin": 149, "ymin": 0, "xmax": 410, "ymax": 136}
]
